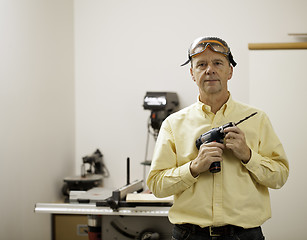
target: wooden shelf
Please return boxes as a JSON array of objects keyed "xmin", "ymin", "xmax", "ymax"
[{"xmin": 248, "ymin": 42, "xmax": 307, "ymax": 50}]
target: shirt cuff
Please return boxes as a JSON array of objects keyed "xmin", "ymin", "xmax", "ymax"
[
  {"xmin": 241, "ymin": 149, "xmax": 261, "ymax": 172},
  {"xmin": 180, "ymin": 161, "xmax": 198, "ymax": 186}
]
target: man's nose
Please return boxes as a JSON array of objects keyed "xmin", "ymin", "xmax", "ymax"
[{"xmin": 205, "ymin": 64, "xmax": 215, "ymax": 75}]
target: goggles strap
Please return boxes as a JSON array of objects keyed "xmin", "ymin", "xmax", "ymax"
[
  {"xmin": 228, "ymin": 52, "xmax": 237, "ymax": 67},
  {"xmin": 180, "ymin": 58, "xmax": 191, "ymax": 66}
]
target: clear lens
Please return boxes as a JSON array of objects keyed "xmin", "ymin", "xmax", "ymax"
[{"xmin": 189, "ymin": 40, "xmax": 229, "ymax": 57}]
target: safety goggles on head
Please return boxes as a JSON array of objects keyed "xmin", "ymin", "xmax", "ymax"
[{"xmin": 181, "ymin": 37, "xmax": 237, "ymax": 67}]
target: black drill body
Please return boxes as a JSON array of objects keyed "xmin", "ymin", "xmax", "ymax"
[
  {"xmin": 196, "ymin": 122, "xmax": 234, "ymax": 173},
  {"xmin": 195, "ymin": 112, "xmax": 257, "ymax": 173}
]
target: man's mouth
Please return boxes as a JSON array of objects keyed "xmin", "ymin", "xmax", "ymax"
[{"xmin": 204, "ymin": 79, "xmax": 219, "ymax": 83}]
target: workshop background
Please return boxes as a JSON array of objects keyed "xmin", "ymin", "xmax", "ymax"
[{"xmin": 1, "ymin": 0, "xmax": 306, "ymax": 239}]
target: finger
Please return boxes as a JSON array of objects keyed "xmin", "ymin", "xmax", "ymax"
[
  {"xmin": 199, "ymin": 144, "xmax": 224, "ymax": 159},
  {"xmin": 225, "ymin": 132, "xmax": 239, "ymax": 140},
  {"xmin": 223, "ymin": 126, "xmax": 236, "ymax": 133},
  {"xmin": 224, "ymin": 126, "xmax": 242, "ymax": 134},
  {"xmin": 225, "ymin": 141, "xmax": 237, "ymax": 150},
  {"xmin": 203, "ymin": 141, "xmax": 225, "ymax": 149},
  {"xmin": 209, "ymin": 147, "xmax": 223, "ymax": 157},
  {"xmin": 199, "ymin": 145, "xmax": 223, "ymax": 157},
  {"xmin": 209, "ymin": 156, "xmax": 223, "ymax": 163}
]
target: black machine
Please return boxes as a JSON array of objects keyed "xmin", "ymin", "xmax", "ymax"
[
  {"xmin": 142, "ymin": 92, "xmax": 179, "ymax": 167},
  {"xmin": 62, "ymin": 149, "xmax": 109, "ymax": 197},
  {"xmin": 143, "ymin": 92, "xmax": 179, "ymax": 134},
  {"xmin": 81, "ymin": 149, "xmax": 107, "ymax": 176},
  {"xmin": 196, "ymin": 112, "xmax": 257, "ymax": 173}
]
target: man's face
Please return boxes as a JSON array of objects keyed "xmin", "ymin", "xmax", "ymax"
[{"xmin": 190, "ymin": 48, "xmax": 233, "ymax": 97}]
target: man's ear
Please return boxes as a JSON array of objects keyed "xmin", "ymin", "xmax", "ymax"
[
  {"xmin": 190, "ymin": 67, "xmax": 195, "ymax": 82},
  {"xmin": 228, "ymin": 66, "xmax": 233, "ymax": 80}
]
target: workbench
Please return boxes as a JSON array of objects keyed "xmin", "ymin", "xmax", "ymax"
[
  {"xmin": 35, "ymin": 202, "xmax": 170, "ymax": 216},
  {"xmin": 35, "ymin": 196, "xmax": 173, "ymax": 239}
]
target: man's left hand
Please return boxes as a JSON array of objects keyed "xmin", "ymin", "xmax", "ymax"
[{"xmin": 224, "ymin": 126, "xmax": 251, "ymax": 163}]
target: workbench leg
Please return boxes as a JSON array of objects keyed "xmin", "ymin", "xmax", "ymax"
[{"xmin": 88, "ymin": 215, "xmax": 102, "ymax": 240}]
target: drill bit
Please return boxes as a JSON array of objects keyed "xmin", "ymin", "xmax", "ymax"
[{"xmin": 235, "ymin": 112, "xmax": 257, "ymax": 126}]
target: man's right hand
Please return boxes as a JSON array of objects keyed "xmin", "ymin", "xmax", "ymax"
[{"xmin": 189, "ymin": 142, "xmax": 225, "ymax": 177}]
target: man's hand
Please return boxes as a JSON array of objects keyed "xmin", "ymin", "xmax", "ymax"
[
  {"xmin": 190, "ymin": 142, "xmax": 225, "ymax": 177},
  {"xmin": 224, "ymin": 126, "xmax": 251, "ymax": 163}
]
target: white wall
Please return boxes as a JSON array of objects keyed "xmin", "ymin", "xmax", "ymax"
[
  {"xmin": 250, "ymin": 50, "xmax": 307, "ymax": 240},
  {"xmin": 74, "ymin": 0, "xmax": 307, "ymax": 239},
  {"xmin": 0, "ymin": 1, "xmax": 74, "ymax": 239}
]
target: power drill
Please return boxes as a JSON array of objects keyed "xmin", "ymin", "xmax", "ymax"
[{"xmin": 195, "ymin": 112, "xmax": 257, "ymax": 173}]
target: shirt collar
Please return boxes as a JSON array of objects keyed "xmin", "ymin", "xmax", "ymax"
[{"xmin": 196, "ymin": 93, "xmax": 235, "ymax": 116}]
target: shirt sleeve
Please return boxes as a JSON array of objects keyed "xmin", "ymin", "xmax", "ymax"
[
  {"xmin": 242, "ymin": 113, "xmax": 289, "ymax": 189},
  {"xmin": 147, "ymin": 119, "xmax": 198, "ymax": 198}
]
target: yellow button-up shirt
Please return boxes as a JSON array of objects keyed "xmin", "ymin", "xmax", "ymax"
[{"xmin": 147, "ymin": 96, "xmax": 289, "ymax": 228}]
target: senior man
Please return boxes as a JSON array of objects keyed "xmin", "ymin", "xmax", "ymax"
[{"xmin": 147, "ymin": 36, "xmax": 289, "ymax": 240}]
